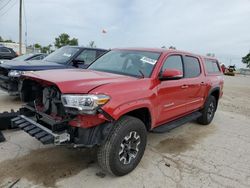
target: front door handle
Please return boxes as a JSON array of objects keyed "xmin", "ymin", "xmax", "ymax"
[{"xmin": 181, "ymin": 85, "xmax": 189, "ymax": 89}]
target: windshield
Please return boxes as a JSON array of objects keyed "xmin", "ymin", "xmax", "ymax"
[
  {"xmin": 88, "ymin": 50, "xmax": 160, "ymax": 78},
  {"xmin": 44, "ymin": 46, "xmax": 79, "ymax": 64},
  {"xmin": 13, "ymin": 54, "xmax": 34, "ymax": 61}
]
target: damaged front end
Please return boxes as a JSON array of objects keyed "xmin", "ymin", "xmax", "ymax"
[{"xmin": 12, "ymin": 82, "xmax": 114, "ymax": 147}]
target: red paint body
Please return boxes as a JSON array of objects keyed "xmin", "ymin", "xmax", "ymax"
[{"xmin": 23, "ymin": 48, "xmax": 224, "ymax": 129}]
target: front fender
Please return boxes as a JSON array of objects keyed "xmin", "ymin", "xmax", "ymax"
[{"xmin": 104, "ymin": 98, "xmax": 156, "ymax": 126}]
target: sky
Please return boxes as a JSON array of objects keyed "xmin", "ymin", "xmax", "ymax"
[{"xmin": 0, "ymin": 0, "xmax": 250, "ymax": 68}]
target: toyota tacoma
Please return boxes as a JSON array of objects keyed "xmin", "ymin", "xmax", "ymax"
[{"xmin": 12, "ymin": 48, "xmax": 224, "ymax": 176}]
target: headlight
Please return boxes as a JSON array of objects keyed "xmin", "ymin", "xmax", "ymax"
[
  {"xmin": 8, "ymin": 70, "xmax": 25, "ymax": 77},
  {"xmin": 61, "ymin": 94, "xmax": 110, "ymax": 114}
]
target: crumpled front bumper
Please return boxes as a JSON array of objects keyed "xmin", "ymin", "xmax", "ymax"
[
  {"xmin": 0, "ymin": 74, "xmax": 19, "ymax": 95},
  {"xmin": 11, "ymin": 115, "xmax": 70, "ymax": 144},
  {"xmin": 11, "ymin": 105, "xmax": 114, "ymax": 147}
]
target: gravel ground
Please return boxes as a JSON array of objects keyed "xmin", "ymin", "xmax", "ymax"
[{"xmin": 0, "ymin": 75, "xmax": 250, "ymax": 188}]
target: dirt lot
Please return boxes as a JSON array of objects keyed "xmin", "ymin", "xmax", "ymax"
[{"xmin": 0, "ymin": 75, "xmax": 250, "ymax": 188}]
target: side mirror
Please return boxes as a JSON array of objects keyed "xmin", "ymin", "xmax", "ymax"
[{"xmin": 159, "ymin": 69, "xmax": 183, "ymax": 81}]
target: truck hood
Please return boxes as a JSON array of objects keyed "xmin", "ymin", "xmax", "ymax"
[
  {"xmin": 0, "ymin": 60, "xmax": 66, "ymax": 71},
  {"xmin": 23, "ymin": 69, "xmax": 137, "ymax": 94}
]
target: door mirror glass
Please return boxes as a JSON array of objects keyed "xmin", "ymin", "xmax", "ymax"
[{"xmin": 160, "ymin": 69, "xmax": 183, "ymax": 80}]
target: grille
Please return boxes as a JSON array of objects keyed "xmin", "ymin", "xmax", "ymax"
[{"xmin": 0, "ymin": 67, "xmax": 9, "ymax": 76}]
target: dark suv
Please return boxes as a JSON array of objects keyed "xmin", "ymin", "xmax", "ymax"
[
  {"xmin": 0, "ymin": 46, "xmax": 107, "ymax": 96},
  {"xmin": 0, "ymin": 47, "xmax": 17, "ymax": 60}
]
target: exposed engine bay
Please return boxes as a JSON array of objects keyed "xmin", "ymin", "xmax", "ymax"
[
  {"xmin": 41, "ymin": 86, "xmax": 66, "ymax": 117},
  {"xmin": 14, "ymin": 79, "xmax": 113, "ymax": 147}
]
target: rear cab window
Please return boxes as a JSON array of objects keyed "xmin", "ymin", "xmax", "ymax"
[
  {"xmin": 183, "ymin": 56, "xmax": 201, "ymax": 78},
  {"xmin": 204, "ymin": 58, "xmax": 221, "ymax": 74}
]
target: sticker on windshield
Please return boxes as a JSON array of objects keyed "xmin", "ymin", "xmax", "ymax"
[
  {"xmin": 140, "ymin": 56, "xmax": 157, "ymax": 65},
  {"xmin": 63, "ymin": 53, "xmax": 72, "ymax": 57}
]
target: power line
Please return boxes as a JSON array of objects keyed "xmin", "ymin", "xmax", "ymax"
[
  {"xmin": 0, "ymin": 0, "xmax": 12, "ymax": 12},
  {"xmin": 0, "ymin": 0, "xmax": 17, "ymax": 18}
]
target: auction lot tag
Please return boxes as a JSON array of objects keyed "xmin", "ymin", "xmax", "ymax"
[
  {"xmin": 63, "ymin": 53, "xmax": 72, "ymax": 57},
  {"xmin": 140, "ymin": 56, "xmax": 157, "ymax": 65}
]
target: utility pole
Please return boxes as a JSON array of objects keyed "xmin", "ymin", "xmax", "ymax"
[{"xmin": 19, "ymin": 0, "xmax": 22, "ymax": 55}]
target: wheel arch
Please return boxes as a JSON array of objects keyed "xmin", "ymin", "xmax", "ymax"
[
  {"xmin": 207, "ymin": 87, "xmax": 220, "ymax": 110},
  {"xmin": 124, "ymin": 107, "xmax": 152, "ymax": 131}
]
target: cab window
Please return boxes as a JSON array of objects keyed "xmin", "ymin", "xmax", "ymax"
[
  {"xmin": 184, "ymin": 56, "xmax": 201, "ymax": 78},
  {"xmin": 205, "ymin": 59, "xmax": 220, "ymax": 73}
]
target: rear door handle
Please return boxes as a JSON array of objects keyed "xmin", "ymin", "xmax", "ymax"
[
  {"xmin": 200, "ymin": 82, "xmax": 206, "ymax": 86},
  {"xmin": 181, "ymin": 85, "xmax": 189, "ymax": 89}
]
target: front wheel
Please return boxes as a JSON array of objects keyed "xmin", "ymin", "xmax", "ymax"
[
  {"xmin": 197, "ymin": 95, "xmax": 217, "ymax": 125},
  {"xmin": 97, "ymin": 116, "xmax": 147, "ymax": 176}
]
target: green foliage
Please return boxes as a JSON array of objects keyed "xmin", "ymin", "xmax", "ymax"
[
  {"xmin": 34, "ymin": 43, "xmax": 41, "ymax": 49},
  {"xmin": 206, "ymin": 53, "xmax": 215, "ymax": 57},
  {"xmin": 40, "ymin": 44, "xmax": 52, "ymax": 53},
  {"xmin": 32, "ymin": 43, "xmax": 52, "ymax": 54},
  {"xmin": 242, "ymin": 52, "xmax": 250, "ymax": 68},
  {"xmin": 54, "ymin": 33, "xmax": 78, "ymax": 48},
  {"xmin": 0, "ymin": 36, "xmax": 13, "ymax": 43}
]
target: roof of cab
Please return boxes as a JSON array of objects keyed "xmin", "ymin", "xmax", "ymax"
[
  {"xmin": 113, "ymin": 47, "xmax": 219, "ymax": 61},
  {"xmin": 113, "ymin": 47, "xmax": 201, "ymax": 56}
]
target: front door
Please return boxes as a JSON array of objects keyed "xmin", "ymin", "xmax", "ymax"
[{"xmin": 156, "ymin": 55, "xmax": 190, "ymax": 125}]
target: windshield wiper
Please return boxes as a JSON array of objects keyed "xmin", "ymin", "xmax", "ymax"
[{"xmin": 138, "ymin": 70, "xmax": 145, "ymax": 78}]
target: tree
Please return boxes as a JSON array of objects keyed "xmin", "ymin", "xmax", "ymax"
[
  {"xmin": 206, "ymin": 53, "xmax": 215, "ymax": 57},
  {"xmin": 32, "ymin": 43, "xmax": 52, "ymax": 53},
  {"xmin": 54, "ymin": 33, "xmax": 78, "ymax": 48},
  {"xmin": 41, "ymin": 44, "xmax": 52, "ymax": 53},
  {"xmin": 34, "ymin": 43, "xmax": 42, "ymax": 49},
  {"xmin": 0, "ymin": 36, "xmax": 13, "ymax": 43},
  {"xmin": 242, "ymin": 52, "xmax": 250, "ymax": 68},
  {"xmin": 169, "ymin": 46, "xmax": 176, "ymax": 50},
  {"xmin": 87, "ymin": 41, "xmax": 96, "ymax": 48}
]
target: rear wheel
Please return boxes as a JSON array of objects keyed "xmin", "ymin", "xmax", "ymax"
[
  {"xmin": 97, "ymin": 116, "xmax": 147, "ymax": 176},
  {"xmin": 197, "ymin": 95, "xmax": 217, "ymax": 125}
]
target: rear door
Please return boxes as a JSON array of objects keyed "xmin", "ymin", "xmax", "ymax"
[
  {"xmin": 183, "ymin": 55, "xmax": 206, "ymax": 111},
  {"xmin": 156, "ymin": 54, "xmax": 190, "ymax": 125}
]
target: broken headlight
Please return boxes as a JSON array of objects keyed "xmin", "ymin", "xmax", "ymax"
[
  {"xmin": 61, "ymin": 94, "xmax": 110, "ymax": 114},
  {"xmin": 8, "ymin": 70, "xmax": 25, "ymax": 77}
]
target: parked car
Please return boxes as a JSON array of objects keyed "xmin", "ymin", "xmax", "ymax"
[
  {"xmin": 0, "ymin": 46, "xmax": 17, "ymax": 60},
  {"xmin": 0, "ymin": 46, "xmax": 107, "ymax": 96},
  {"xmin": 0, "ymin": 53, "xmax": 47, "ymax": 64},
  {"xmin": 12, "ymin": 48, "xmax": 224, "ymax": 176}
]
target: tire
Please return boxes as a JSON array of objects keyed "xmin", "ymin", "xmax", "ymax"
[
  {"xmin": 97, "ymin": 115, "xmax": 147, "ymax": 176},
  {"xmin": 197, "ymin": 95, "xmax": 217, "ymax": 125}
]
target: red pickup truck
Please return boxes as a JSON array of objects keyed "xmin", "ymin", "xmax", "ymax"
[{"xmin": 12, "ymin": 48, "xmax": 223, "ymax": 176}]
